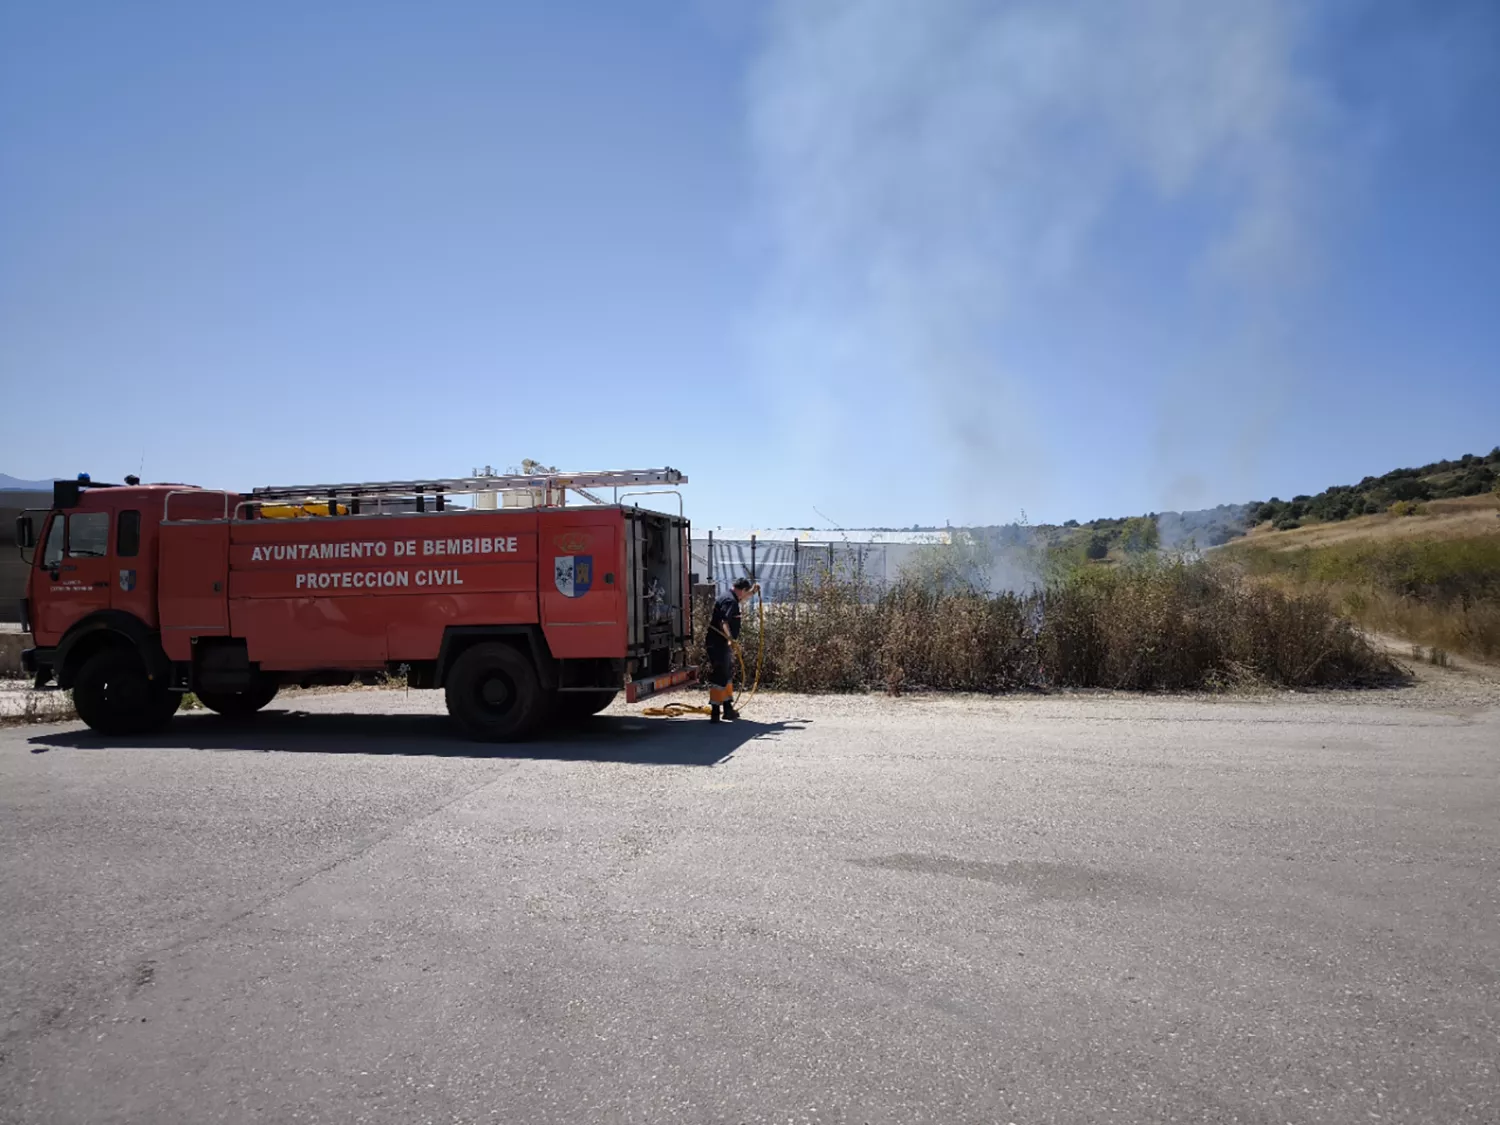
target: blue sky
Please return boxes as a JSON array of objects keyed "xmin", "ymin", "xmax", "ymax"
[{"xmin": 2, "ymin": 0, "xmax": 1496, "ymax": 529}]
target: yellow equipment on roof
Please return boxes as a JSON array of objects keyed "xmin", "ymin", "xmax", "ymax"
[{"xmin": 259, "ymin": 498, "xmax": 348, "ymax": 519}]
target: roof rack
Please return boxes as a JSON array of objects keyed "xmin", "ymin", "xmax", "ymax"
[{"xmin": 249, "ymin": 467, "xmax": 686, "ymax": 506}]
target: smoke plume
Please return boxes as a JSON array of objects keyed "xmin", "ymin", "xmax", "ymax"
[{"xmin": 746, "ymin": 0, "xmax": 1347, "ymax": 522}]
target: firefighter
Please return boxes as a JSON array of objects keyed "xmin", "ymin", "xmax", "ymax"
[{"xmin": 706, "ymin": 577, "xmax": 758, "ymax": 722}]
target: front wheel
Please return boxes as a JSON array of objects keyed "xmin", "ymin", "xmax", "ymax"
[
  {"xmin": 445, "ymin": 643, "xmax": 545, "ymax": 742},
  {"xmin": 72, "ymin": 646, "xmax": 179, "ymax": 736},
  {"xmin": 196, "ymin": 677, "xmax": 279, "ymax": 719}
]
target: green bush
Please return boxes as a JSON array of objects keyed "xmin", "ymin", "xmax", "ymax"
[
  {"xmin": 1384, "ymin": 478, "xmax": 1433, "ymax": 504},
  {"xmin": 1120, "ymin": 516, "xmax": 1160, "ymax": 554},
  {"xmin": 1243, "ymin": 449, "xmax": 1496, "ymax": 527},
  {"xmin": 1255, "ymin": 500, "xmax": 1285, "ymax": 523}
]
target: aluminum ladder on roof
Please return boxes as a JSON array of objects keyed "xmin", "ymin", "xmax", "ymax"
[{"xmin": 249, "ymin": 468, "xmax": 687, "ymax": 507}]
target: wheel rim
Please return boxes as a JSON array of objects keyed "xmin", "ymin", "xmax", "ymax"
[
  {"xmin": 102, "ymin": 671, "xmax": 148, "ymax": 714},
  {"xmin": 477, "ymin": 672, "xmax": 516, "ymax": 715}
]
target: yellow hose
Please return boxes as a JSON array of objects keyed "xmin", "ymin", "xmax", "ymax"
[{"xmin": 641, "ymin": 586, "xmax": 764, "ymax": 718}]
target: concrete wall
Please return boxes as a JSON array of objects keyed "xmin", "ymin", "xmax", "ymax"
[
  {"xmin": 0, "ymin": 627, "xmax": 32, "ymax": 677},
  {"xmin": 0, "ymin": 492, "xmax": 50, "ymax": 624}
]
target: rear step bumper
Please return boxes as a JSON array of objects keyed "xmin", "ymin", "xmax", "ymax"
[{"xmin": 625, "ymin": 667, "xmax": 697, "ymax": 704}]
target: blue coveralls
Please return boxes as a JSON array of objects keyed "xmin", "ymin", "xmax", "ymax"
[{"xmin": 706, "ymin": 591, "xmax": 741, "ymax": 704}]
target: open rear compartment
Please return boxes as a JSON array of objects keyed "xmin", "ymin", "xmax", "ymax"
[{"xmin": 624, "ymin": 507, "xmax": 692, "ymax": 679}]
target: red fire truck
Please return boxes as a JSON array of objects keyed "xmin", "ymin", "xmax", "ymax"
[{"xmin": 15, "ymin": 468, "xmax": 697, "ymax": 741}]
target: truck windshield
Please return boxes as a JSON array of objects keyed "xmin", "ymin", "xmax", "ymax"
[{"xmin": 67, "ymin": 512, "xmax": 110, "ymax": 558}]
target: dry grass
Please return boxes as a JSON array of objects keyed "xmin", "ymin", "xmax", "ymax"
[
  {"xmin": 1411, "ymin": 644, "xmax": 1451, "ymax": 668},
  {"xmin": 695, "ymin": 557, "xmax": 1398, "ymax": 695},
  {"xmin": 1230, "ymin": 533, "xmax": 1500, "ymax": 663},
  {"xmin": 1296, "ymin": 580, "xmax": 1499, "ymax": 663}
]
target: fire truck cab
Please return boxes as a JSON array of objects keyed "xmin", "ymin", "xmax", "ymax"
[{"xmin": 16, "ymin": 469, "xmax": 696, "ymax": 741}]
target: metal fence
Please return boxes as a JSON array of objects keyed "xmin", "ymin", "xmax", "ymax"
[{"xmin": 690, "ymin": 536, "xmax": 938, "ymax": 603}]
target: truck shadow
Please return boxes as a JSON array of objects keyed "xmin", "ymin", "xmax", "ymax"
[{"xmin": 26, "ymin": 710, "xmax": 808, "ymax": 766}]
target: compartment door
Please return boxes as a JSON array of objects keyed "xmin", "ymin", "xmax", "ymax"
[
  {"xmin": 157, "ymin": 522, "xmax": 230, "ymax": 661},
  {"xmin": 538, "ymin": 511, "xmax": 624, "ymax": 659}
]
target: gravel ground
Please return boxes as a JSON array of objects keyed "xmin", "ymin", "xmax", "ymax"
[{"xmin": 1, "ymin": 668, "xmax": 1498, "ymax": 1125}]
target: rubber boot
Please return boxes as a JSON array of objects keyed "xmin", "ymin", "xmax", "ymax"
[
  {"xmin": 722, "ymin": 701, "xmax": 740, "ymax": 722},
  {"xmin": 710, "ymin": 703, "xmax": 722, "ymax": 723}
]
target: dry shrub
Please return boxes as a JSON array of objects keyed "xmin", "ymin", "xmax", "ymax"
[
  {"xmin": 1042, "ymin": 564, "xmax": 1224, "ymax": 690},
  {"xmin": 1036, "ymin": 561, "xmax": 1392, "ymax": 691},
  {"xmin": 702, "ymin": 555, "xmax": 1396, "ymax": 694},
  {"xmin": 1230, "ymin": 582, "xmax": 1392, "ymax": 686},
  {"xmin": 876, "ymin": 585, "xmax": 1037, "ymax": 692}
]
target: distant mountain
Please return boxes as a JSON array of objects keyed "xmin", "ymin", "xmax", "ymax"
[{"xmin": 0, "ymin": 474, "xmax": 59, "ymax": 491}]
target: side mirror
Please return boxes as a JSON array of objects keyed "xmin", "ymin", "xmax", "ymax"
[{"xmin": 15, "ymin": 515, "xmax": 35, "ymax": 550}]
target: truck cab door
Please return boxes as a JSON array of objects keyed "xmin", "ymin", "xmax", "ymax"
[
  {"xmin": 109, "ymin": 508, "xmax": 157, "ymax": 627},
  {"xmin": 34, "ymin": 510, "xmax": 113, "ymax": 641}
]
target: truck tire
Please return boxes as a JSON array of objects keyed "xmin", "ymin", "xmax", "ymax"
[
  {"xmin": 445, "ymin": 642, "xmax": 545, "ymax": 742},
  {"xmin": 73, "ymin": 646, "xmax": 180, "ymax": 736},
  {"xmin": 196, "ymin": 678, "xmax": 279, "ymax": 719},
  {"xmin": 555, "ymin": 689, "xmax": 618, "ymax": 722}
]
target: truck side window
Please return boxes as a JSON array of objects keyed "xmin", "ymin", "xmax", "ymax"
[
  {"xmin": 41, "ymin": 515, "xmax": 64, "ymax": 569},
  {"xmin": 67, "ymin": 512, "xmax": 110, "ymax": 559},
  {"xmin": 117, "ymin": 510, "xmax": 142, "ymax": 557}
]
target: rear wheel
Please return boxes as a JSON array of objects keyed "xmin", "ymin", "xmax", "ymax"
[
  {"xmin": 196, "ymin": 677, "xmax": 279, "ymax": 719},
  {"xmin": 445, "ymin": 643, "xmax": 544, "ymax": 742},
  {"xmin": 554, "ymin": 689, "xmax": 618, "ymax": 723},
  {"xmin": 72, "ymin": 646, "xmax": 179, "ymax": 736}
]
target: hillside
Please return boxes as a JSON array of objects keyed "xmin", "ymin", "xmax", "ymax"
[
  {"xmin": 917, "ymin": 448, "xmax": 1498, "ymax": 572},
  {"xmin": 1239, "ymin": 493, "xmax": 1500, "ymax": 551},
  {"xmin": 1226, "ymin": 491, "xmax": 1500, "ymax": 663},
  {"xmin": 1246, "ymin": 448, "xmax": 1500, "ymax": 531},
  {"xmin": 1020, "ymin": 447, "xmax": 1500, "ymax": 566}
]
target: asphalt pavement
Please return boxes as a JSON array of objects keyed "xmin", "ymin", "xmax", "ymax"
[{"xmin": 2, "ymin": 684, "xmax": 1497, "ymax": 1125}]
